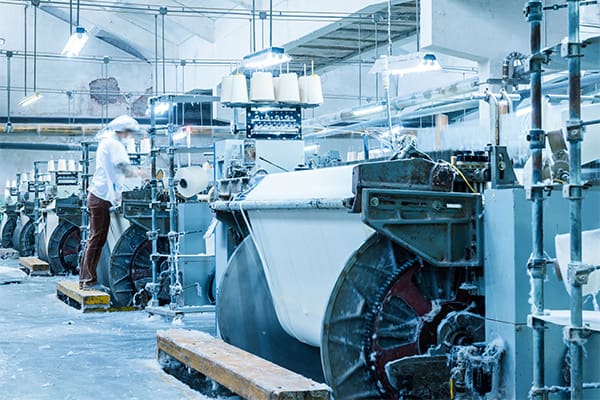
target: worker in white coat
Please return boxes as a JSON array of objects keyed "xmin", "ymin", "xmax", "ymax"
[{"xmin": 79, "ymin": 115, "xmax": 147, "ymax": 290}]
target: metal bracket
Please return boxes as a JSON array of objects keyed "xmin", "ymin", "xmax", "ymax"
[
  {"xmin": 524, "ymin": 1, "xmax": 543, "ymax": 21},
  {"xmin": 528, "ymin": 257, "xmax": 548, "ymax": 279},
  {"xmin": 562, "ymin": 183, "xmax": 584, "ymax": 200},
  {"xmin": 567, "ymin": 263, "xmax": 600, "ymax": 286},
  {"xmin": 563, "ymin": 326, "xmax": 592, "ymax": 343},
  {"xmin": 561, "ymin": 41, "xmax": 582, "ymax": 59},
  {"xmin": 566, "ymin": 119, "xmax": 584, "ymax": 142},
  {"xmin": 527, "ymin": 128, "xmax": 546, "ymax": 149}
]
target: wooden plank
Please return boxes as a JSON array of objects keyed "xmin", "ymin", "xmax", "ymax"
[
  {"xmin": 157, "ymin": 329, "xmax": 331, "ymax": 400},
  {"xmin": 19, "ymin": 257, "xmax": 51, "ymax": 276},
  {"xmin": 56, "ymin": 281, "xmax": 110, "ymax": 312}
]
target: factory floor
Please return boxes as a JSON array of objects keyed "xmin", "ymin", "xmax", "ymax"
[{"xmin": 0, "ymin": 259, "xmax": 226, "ymax": 400}]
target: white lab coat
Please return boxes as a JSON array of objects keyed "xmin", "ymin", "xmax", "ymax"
[{"xmin": 89, "ymin": 133, "xmax": 130, "ymax": 206}]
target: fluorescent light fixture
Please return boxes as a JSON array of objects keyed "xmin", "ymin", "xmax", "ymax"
[
  {"xmin": 371, "ymin": 53, "xmax": 442, "ymax": 76},
  {"xmin": 19, "ymin": 91, "xmax": 43, "ymax": 107},
  {"xmin": 243, "ymin": 47, "xmax": 291, "ymax": 70},
  {"xmin": 351, "ymin": 103, "xmax": 386, "ymax": 118},
  {"xmin": 61, "ymin": 26, "xmax": 89, "ymax": 57}
]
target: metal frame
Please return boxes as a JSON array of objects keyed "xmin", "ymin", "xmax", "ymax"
[{"xmin": 147, "ymin": 94, "xmax": 217, "ymax": 313}]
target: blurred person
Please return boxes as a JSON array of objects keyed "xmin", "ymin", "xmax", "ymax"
[{"xmin": 79, "ymin": 115, "xmax": 147, "ymax": 290}]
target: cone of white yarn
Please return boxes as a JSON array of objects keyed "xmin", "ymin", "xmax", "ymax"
[
  {"xmin": 250, "ymin": 72, "xmax": 275, "ymax": 102},
  {"xmin": 277, "ymin": 73, "xmax": 300, "ymax": 103}
]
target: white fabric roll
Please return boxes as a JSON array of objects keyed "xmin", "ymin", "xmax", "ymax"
[
  {"xmin": 250, "ymin": 72, "xmax": 275, "ymax": 102},
  {"xmin": 242, "ymin": 166, "xmax": 373, "ymax": 346},
  {"xmin": 556, "ymin": 229, "xmax": 600, "ymax": 296},
  {"xmin": 175, "ymin": 166, "xmax": 210, "ymax": 198}
]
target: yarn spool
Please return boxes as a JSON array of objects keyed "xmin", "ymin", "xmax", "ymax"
[
  {"xmin": 306, "ymin": 75, "xmax": 324, "ymax": 105},
  {"xmin": 220, "ymin": 75, "xmax": 234, "ymax": 103},
  {"xmin": 230, "ymin": 74, "xmax": 249, "ymax": 104},
  {"xmin": 57, "ymin": 159, "xmax": 68, "ymax": 172},
  {"xmin": 67, "ymin": 159, "xmax": 77, "ymax": 172},
  {"xmin": 47, "ymin": 160, "xmax": 56, "ymax": 172},
  {"xmin": 250, "ymin": 72, "xmax": 275, "ymax": 102},
  {"xmin": 273, "ymin": 76, "xmax": 281, "ymax": 101},
  {"xmin": 277, "ymin": 73, "xmax": 300, "ymax": 104}
]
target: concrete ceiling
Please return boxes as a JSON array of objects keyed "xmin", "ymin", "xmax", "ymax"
[
  {"xmin": 285, "ymin": 0, "xmax": 417, "ymax": 73},
  {"xmin": 39, "ymin": 0, "xmax": 249, "ymax": 61}
]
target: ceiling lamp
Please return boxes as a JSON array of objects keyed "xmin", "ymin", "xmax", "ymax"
[
  {"xmin": 19, "ymin": 91, "xmax": 43, "ymax": 107},
  {"xmin": 371, "ymin": 53, "xmax": 442, "ymax": 76},
  {"xmin": 243, "ymin": 47, "xmax": 291, "ymax": 70},
  {"xmin": 62, "ymin": 26, "xmax": 89, "ymax": 57}
]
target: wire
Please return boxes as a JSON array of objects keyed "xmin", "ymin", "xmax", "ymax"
[{"xmin": 443, "ymin": 161, "xmax": 477, "ymax": 193}]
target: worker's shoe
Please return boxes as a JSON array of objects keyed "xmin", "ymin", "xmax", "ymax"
[{"xmin": 81, "ymin": 283, "xmax": 109, "ymax": 293}]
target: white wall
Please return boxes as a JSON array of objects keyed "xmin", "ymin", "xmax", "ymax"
[{"xmin": 0, "ymin": 4, "xmax": 153, "ymax": 118}]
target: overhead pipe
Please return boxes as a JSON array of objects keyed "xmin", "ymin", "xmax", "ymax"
[
  {"xmin": 566, "ymin": 1, "xmax": 585, "ymax": 399},
  {"xmin": 0, "ymin": 141, "xmax": 96, "ymax": 151},
  {"xmin": 525, "ymin": 2, "xmax": 547, "ymax": 400}
]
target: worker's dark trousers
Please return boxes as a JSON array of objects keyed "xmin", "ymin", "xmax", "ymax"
[{"xmin": 79, "ymin": 193, "xmax": 111, "ymax": 288}]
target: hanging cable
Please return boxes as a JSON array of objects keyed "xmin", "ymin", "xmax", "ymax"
[
  {"xmin": 160, "ymin": 7, "xmax": 166, "ymax": 94},
  {"xmin": 24, "ymin": 4, "xmax": 27, "ymax": 95},
  {"xmin": 69, "ymin": 0, "xmax": 72, "ymax": 35},
  {"xmin": 33, "ymin": 2, "xmax": 37, "ymax": 92},
  {"xmin": 269, "ymin": 0, "xmax": 273, "ymax": 47},
  {"xmin": 387, "ymin": 0, "xmax": 392, "ymax": 57},
  {"xmin": 76, "ymin": 0, "xmax": 80, "ymax": 26}
]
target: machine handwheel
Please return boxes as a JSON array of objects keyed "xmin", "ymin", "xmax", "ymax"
[
  {"xmin": 48, "ymin": 222, "xmax": 81, "ymax": 275},
  {"xmin": 321, "ymin": 234, "xmax": 483, "ymax": 399},
  {"xmin": 18, "ymin": 220, "xmax": 35, "ymax": 257},
  {"xmin": 1, "ymin": 217, "xmax": 17, "ymax": 248},
  {"xmin": 109, "ymin": 225, "xmax": 169, "ymax": 307}
]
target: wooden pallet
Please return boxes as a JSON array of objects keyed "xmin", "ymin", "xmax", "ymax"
[
  {"xmin": 56, "ymin": 281, "xmax": 111, "ymax": 312},
  {"xmin": 157, "ymin": 329, "xmax": 331, "ymax": 400},
  {"xmin": 19, "ymin": 257, "xmax": 51, "ymax": 276}
]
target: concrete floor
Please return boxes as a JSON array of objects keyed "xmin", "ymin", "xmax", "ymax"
[{"xmin": 0, "ymin": 259, "xmax": 222, "ymax": 400}]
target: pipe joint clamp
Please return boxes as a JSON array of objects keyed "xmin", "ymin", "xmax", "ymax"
[
  {"xmin": 524, "ymin": 1, "xmax": 543, "ymax": 21},
  {"xmin": 528, "ymin": 257, "xmax": 547, "ymax": 278},
  {"xmin": 568, "ymin": 263, "xmax": 600, "ymax": 286},
  {"xmin": 563, "ymin": 326, "xmax": 592, "ymax": 343},
  {"xmin": 566, "ymin": 120, "xmax": 583, "ymax": 142},
  {"xmin": 527, "ymin": 129, "xmax": 546, "ymax": 149},
  {"xmin": 562, "ymin": 183, "xmax": 584, "ymax": 200}
]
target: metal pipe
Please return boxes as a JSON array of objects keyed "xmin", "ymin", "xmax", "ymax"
[
  {"xmin": 6, "ymin": 51, "xmax": 12, "ymax": 130},
  {"xmin": 0, "ymin": 142, "xmax": 86, "ymax": 151},
  {"xmin": 252, "ymin": 0, "xmax": 256, "ymax": 52},
  {"xmin": 154, "ymin": 14, "xmax": 158, "ymax": 96},
  {"xmin": 33, "ymin": 4, "xmax": 37, "ymax": 92},
  {"xmin": 32, "ymin": 161, "xmax": 41, "ymax": 257},
  {"xmin": 525, "ymin": 2, "xmax": 547, "ymax": 400},
  {"xmin": 269, "ymin": 0, "xmax": 273, "ymax": 48},
  {"xmin": 485, "ymin": 91, "xmax": 500, "ymax": 145},
  {"xmin": 79, "ymin": 142, "xmax": 90, "ymax": 268},
  {"xmin": 149, "ymin": 100, "xmax": 159, "ymax": 307},
  {"xmin": 567, "ymin": 1, "xmax": 584, "ymax": 399},
  {"xmin": 161, "ymin": 8, "xmax": 166, "ymax": 95},
  {"xmin": 24, "ymin": 4, "xmax": 27, "ymax": 96},
  {"xmin": 167, "ymin": 98, "xmax": 178, "ymax": 308}
]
